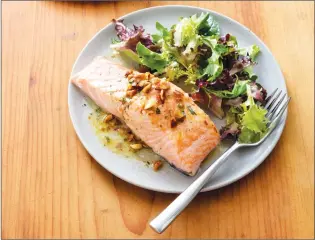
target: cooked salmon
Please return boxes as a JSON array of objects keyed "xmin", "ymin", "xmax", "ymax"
[{"xmin": 71, "ymin": 57, "xmax": 220, "ymax": 176}]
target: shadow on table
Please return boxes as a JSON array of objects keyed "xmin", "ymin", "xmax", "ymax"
[{"xmin": 88, "ymin": 148, "xmax": 279, "ymax": 235}]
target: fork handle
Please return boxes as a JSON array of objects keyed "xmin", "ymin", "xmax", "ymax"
[{"xmin": 150, "ymin": 142, "xmax": 240, "ymax": 234}]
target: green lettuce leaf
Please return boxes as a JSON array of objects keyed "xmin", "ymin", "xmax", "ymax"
[
  {"xmin": 238, "ymin": 127, "xmax": 261, "ymax": 143},
  {"xmin": 202, "ymin": 36, "xmax": 223, "ymax": 81},
  {"xmin": 241, "ymin": 66, "xmax": 258, "ymax": 81},
  {"xmin": 227, "ymin": 35, "xmax": 238, "ymax": 48},
  {"xmin": 152, "ymin": 22, "xmax": 172, "ymax": 43},
  {"xmin": 237, "ymin": 85, "xmax": 269, "ymax": 143},
  {"xmin": 152, "ymin": 22, "xmax": 183, "ymax": 65},
  {"xmin": 136, "ymin": 42, "xmax": 168, "ymax": 73},
  {"xmin": 215, "ymin": 44, "xmax": 229, "ymax": 55},
  {"xmin": 197, "ymin": 13, "xmax": 220, "ymax": 36},
  {"xmin": 110, "ymin": 41, "xmax": 141, "ymax": 64},
  {"xmin": 174, "ymin": 16, "xmax": 197, "ymax": 47},
  {"xmin": 203, "ymin": 58, "xmax": 223, "ymax": 81},
  {"xmin": 193, "ymin": 12, "xmax": 211, "ymax": 31},
  {"xmin": 226, "ymin": 108, "xmax": 236, "ymax": 125},
  {"xmin": 241, "ymin": 103, "xmax": 268, "ymax": 133},
  {"xmin": 182, "ymin": 35, "xmax": 202, "ymax": 63},
  {"xmin": 118, "ymin": 49, "xmax": 141, "ymax": 63},
  {"xmin": 165, "ymin": 62, "xmax": 199, "ymax": 84},
  {"xmin": 238, "ymin": 44, "xmax": 260, "ymax": 60},
  {"xmin": 172, "ymin": 15, "xmax": 206, "ymax": 64},
  {"xmin": 160, "ymin": 40, "xmax": 187, "ymax": 68},
  {"xmin": 243, "ymin": 65, "xmax": 254, "ymax": 77},
  {"xmin": 206, "ymin": 80, "xmax": 249, "ymax": 98},
  {"xmin": 111, "ymin": 38, "xmax": 121, "ymax": 44},
  {"xmin": 173, "ymin": 13, "xmax": 219, "ymax": 48},
  {"xmin": 248, "ymin": 45, "xmax": 260, "ymax": 60}
]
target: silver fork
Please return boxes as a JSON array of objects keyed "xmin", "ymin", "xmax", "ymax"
[{"xmin": 150, "ymin": 88, "xmax": 291, "ymax": 234}]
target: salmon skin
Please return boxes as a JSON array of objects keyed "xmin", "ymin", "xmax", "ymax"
[{"xmin": 71, "ymin": 56, "xmax": 220, "ymax": 176}]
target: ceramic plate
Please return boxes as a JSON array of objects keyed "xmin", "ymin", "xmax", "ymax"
[{"xmin": 68, "ymin": 5, "xmax": 287, "ymax": 193}]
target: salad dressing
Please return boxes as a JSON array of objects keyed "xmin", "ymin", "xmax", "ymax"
[{"xmin": 87, "ymin": 99, "xmax": 162, "ymax": 168}]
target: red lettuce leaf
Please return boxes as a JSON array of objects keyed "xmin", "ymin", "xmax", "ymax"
[{"xmin": 112, "ymin": 19, "xmax": 154, "ymax": 52}]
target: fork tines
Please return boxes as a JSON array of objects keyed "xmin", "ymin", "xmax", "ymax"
[{"xmin": 264, "ymin": 88, "xmax": 291, "ymax": 124}]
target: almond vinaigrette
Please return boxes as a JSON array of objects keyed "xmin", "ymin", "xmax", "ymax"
[{"xmin": 87, "ymin": 99, "xmax": 163, "ymax": 169}]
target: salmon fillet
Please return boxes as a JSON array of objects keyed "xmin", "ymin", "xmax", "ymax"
[{"xmin": 71, "ymin": 57, "xmax": 220, "ymax": 176}]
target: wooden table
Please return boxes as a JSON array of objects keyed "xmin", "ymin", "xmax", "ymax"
[{"xmin": 2, "ymin": 1, "xmax": 314, "ymax": 239}]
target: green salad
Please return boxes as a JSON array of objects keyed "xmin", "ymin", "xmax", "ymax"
[{"xmin": 110, "ymin": 13, "xmax": 269, "ymax": 143}]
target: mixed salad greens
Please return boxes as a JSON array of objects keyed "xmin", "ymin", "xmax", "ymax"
[{"xmin": 110, "ymin": 13, "xmax": 269, "ymax": 143}]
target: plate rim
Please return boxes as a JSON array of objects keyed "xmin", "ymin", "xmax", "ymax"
[{"xmin": 68, "ymin": 5, "xmax": 288, "ymax": 193}]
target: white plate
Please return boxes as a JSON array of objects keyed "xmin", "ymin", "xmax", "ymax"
[{"xmin": 68, "ymin": 5, "xmax": 287, "ymax": 193}]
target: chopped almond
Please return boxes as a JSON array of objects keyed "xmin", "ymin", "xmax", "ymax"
[
  {"xmin": 142, "ymin": 83, "xmax": 152, "ymax": 93},
  {"xmin": 104, "ymin": 114, "xmax": 113, "ymax": 122},
  {"xmin": 138, "ymin": 80, "xmax": 149, "ymax": 87},
  {"xmin": 144, "ymin": 98, "xmax": 157, "ymax": 110},
  {"xmin": 160, "ymin": 89, "xmax": 165, "ymax": 102},
  {"xmin": 139, "ymin": 97, "xmax": 146, "ymax": 110},
  {"xmin": 153, "ymin": 160, "xmax": 163, "ymax": 171},
  {"xmin": 151, "ymin": 77, "xmax": 160, "ymax": 84},
  {"xmin": 145, "ymin": 72, "xmax": 151, "ymax": 79},
  {"xmin": 133, "ymin": 73, "xmax": 145, "ymax": 81},
  {"xmin": 126, "ymin": 89, "xmax": 137, "ymax": 98},
  {"xmin": 130, "ymin": 143, "xmax": 143, "ymax": 150},
  {"xmin": 157, "ymin": 80, "xmax": 170, "ymax": 90}
]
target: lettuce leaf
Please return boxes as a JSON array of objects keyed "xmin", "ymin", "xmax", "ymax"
[
  {"xmin": 161, "ymin": 39, "xmax": 188, "ymax": 68},
  {"xmin": 203, "ymin": 57, "xmax": 223, "ymax": 81},
  {"xmin": 182, "ymin": 35, "xmax": 202, "ymax": 63},
  {"xmin": 153, "ymin": 22, "xmax": 193, "ymax": 68},
  {"xmin": 118, "ymin": 49, "xmax": 141, "ymax": 63},
  {"xmin": 238, "ymin": 127, "xmax": 261, "ymax": 143},
  {"xmin": 174, "ymin": 16, "xmax": 197, "ymax": 47},
  {"xmin": 215, "ymin": 44, "xmax": 229, "ymax": 55},
  {"xmin": 238, "ymin": 44, "xmax": 260, "ymax": 60},
  {"xmin": 165, "ymin": 62, "xmax": 199, "ymax": 84},
  {"xmin": 193, "ymin": 12, "xmax": 211, "ymax": 31},
  {"xmin": 196, "ymin": 13, "xmax": 220, "ymax": 36},
  {"xmin": 227, "ymin": 35, "xmax": 238, "ymax": 48},
  {"xmin": 220, "ymin": 83, "xmax": 268, "ymax": 143},
  {"xmin": 241, "ymin": 104, "xmax": 268, "ymax": 133},
  {"xmin": 205, "ymin": 80, "xmax": 249, "ymax": 98},
  {"xmin": 136, "ymin": 42, "xmax": 168, "ymax": 73},
  {"xmin": 237, "ymin": 85, "xmax": 269, "ymax": 143},
  {"xmin": 172, "ymin": 13, "xmax": 220, "ymax": 64},
  {"xmin": 242, "ymin": 65, "xmax": 255, "ymax": 78},
  {"xmin": 209, "ymin": 94, "xmax": 225, "ymax": 119},
  {"xmin": 152, "ymin": 22, "xmax": 172, "ymax": 43},
  {"xmin": 173, "ymin": 13, "xmax": 218, "ymax": 46},
  {"xmin": 248, "ymin": 45, "xmax": 260, "ymax": 60},
  {"xmin": 202, "ymin": 36, "xmax": 224, "ymax": 81},
  {"xmin": 226, "ymin": 107, "xmax": 237, "ymax": 125},
  {"xmin": 112, "ymin": 19, "xmax": 153, "ymax": 51}
]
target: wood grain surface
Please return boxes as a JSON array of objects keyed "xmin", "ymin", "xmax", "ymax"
[{"xmin": 2, "ymin": 1, "xmax": 314, "ymax": 239}]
